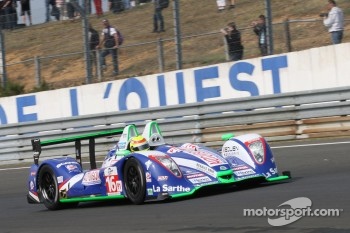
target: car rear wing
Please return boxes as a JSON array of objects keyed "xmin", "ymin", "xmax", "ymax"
[{"xmin": 31, "ymin": 128, "xmax": 124, "ymax": 169}]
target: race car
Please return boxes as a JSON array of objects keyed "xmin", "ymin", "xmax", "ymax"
[{"xmin": 27, "ymin": 121, "xmax": 291, "ymax": 210}]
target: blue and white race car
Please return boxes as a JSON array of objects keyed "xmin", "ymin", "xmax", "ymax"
[{"xmin": 27, "ymin": 121, "xmax": 290, "ymax": 210}]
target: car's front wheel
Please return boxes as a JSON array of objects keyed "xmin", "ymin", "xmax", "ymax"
[
  {"xmin": 123, "ymin": 158, "xmax": 146, "ymax": 204},
  {"xmin": 38, "ymin": 165, "xmax": 63, "ymax": 210}
]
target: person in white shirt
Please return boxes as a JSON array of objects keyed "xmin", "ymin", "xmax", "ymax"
[{"xmin": 322, "ymin": 0, "xmax": 344, "ymax": 44}]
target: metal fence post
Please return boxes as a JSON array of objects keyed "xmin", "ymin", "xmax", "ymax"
[
  {"xmin": 284, "ymin": 19, "xmax": 292, "ymax": 52},
  {"xmin": 223, "ymin": 37, "xmax": 229, "ymax": 61},
  {"xmin": 173, "ymin": 0, "xmax": 182, "ymax": 70},
  {"xmin": 34, "ymin": 56, "xmax": 41, "ymax": 87},
  {"xmin": 0, "ymin": 31, "xmax": 7, "ymax": 88},
  {"xmin": 265, "ymin": 0, "xmax": 274, "ymax": 55},
  {"xmin": 81, "ymin": 0, "xmax": 92, "ymax": 84},
  {"xmin": 96, "ymin": 50, "xmax": 102, "ymax": 81},
  {"xmin": 157, "ymin": 38, "xmax": 165, "ymax": 73}
]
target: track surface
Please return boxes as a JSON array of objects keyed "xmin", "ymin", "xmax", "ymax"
[{"xmin": 1, "ymin": 139, "xmax": 349, "ymax": 233}]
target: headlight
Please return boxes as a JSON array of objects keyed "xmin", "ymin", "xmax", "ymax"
[
  {"xmin": 248, "ymin": 140, "xmax": 265, "ymax": 164},
  {"xmin": 150, "ymin": 155, "xmax": 181, "ymax": 177}
]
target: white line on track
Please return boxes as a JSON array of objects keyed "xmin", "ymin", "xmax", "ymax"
[
  {"xmin": 271, "ymin": 141, "xmax": 350, "ymax": 149},
  {"xmin": 1, "ymin": 140, "xmax": 350, "ymax": 171}
]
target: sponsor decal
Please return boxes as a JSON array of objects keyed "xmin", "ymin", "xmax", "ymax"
[
  {"xmin": 172, "ymin": 158, "xmax": 217, "ymax": 177},
  {"xmin": 187, "ymin": 149, "xmax": 227, "ymax": 166},
  {"xmin": 65, "ymin": 164, "xmax": 79, "ymax": 173},
  {"xmin": 146, "ymin": 172, "xmax": 152, "ymax": 183},
  {"xmin": 30, "ymin": 181, "xmax": 34, "ymax": 190},
  {"xmin": 105, "ymin": 178, "xmax": 122, "ymax": 195},
  {"xmin": 186, "ymin": 173, "xmax": 205, "ymax": 179},
  {"xmin": 263, "ymin": 168, "xmax": 278, "ymax": 179},
  {"xmin": 196, "ymin": 163, "xmax": 216, "ymax": 177},
  {"xmin": 152, "ymin": 184, "xmax": 191, "ymax": 193},
  {"xmin": 189, "ymin": 176, "xmax": 212, "ymax": 184},
  {"xmin": 57, "ymin": 176, "xmax": 64, "ymax": 183},
  {"xmin": 220, "ymin": 166, "xmax": 228, "ymax": 170},
  {"xmin": 82, "ymin": 170, "xmax": 101, "ymax": 186},
  {"xmin": 233, "ymin": 165, "xmax": 249, "ymax": 171},
  {"xmin": 104, "ymin": 167, "xmax": 118, "ymax": 176},
  {"xmin": 222, "ymin": 140, "xmax": 256, "ymax": 169},
  {"xmin": 157, "ymin": 176, "xmax": 168, "ymax": 181},
  {"xmin": 222, "ymin": 145, "xmax": 239, "ymax": 155},
  {"xmin": 104, "ymin": 167, "xmax": 121, "ymax": 195},
  {"xmin": 234, "ymin": 169, "xmax": 256, "ymax": 177},
  {"xmin": 147, "ymin": 188, "xmax": 153, "ymax": 195},
  {"xmin": 30, "ymin": 171, "xmax": 36, "ymax": 176},
  {"xmin": 145, "ymin": 160, "xmax": 152, "ymax": 170},
  {"xmin": 56, "ymin": 161, "xmax": 79, "ymax": 168},
  {"xmin": 180, "ymin": 143, "xmax": 199, "ymax": 151},
  {"xmin": 167, "ymin": 147, "xmax": 181, "ymax": 154}
]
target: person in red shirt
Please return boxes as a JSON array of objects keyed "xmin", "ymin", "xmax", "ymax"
[{"xmin": 93, "ymin": 0, "xmax": 103, "ymax": 17}]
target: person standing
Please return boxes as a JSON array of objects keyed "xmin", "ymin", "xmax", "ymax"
[
  {"xmin": 123, "ymin": 0, "xmax": 130, "ymax": 10},
  {"xmin": 93, "ymin": 0, "xmax": 103, "ymax": 17},
  {"xmin": 0, "ymin": 0, "xmax": 15, "ymax": 29},
  {"xmin": 45, "ymin": 0, "xmax": 57, "ymax": 22},
  {"xmin": 96, "ymin": 19, "xmax": 119, "ymax": 75},
  {"xmin": 216, "ymin": 0, "xmax": 225, "ymax": 12},
  {"xmin": 89, "ymin": 24, "xmax": 100, "ymax": 77},
  {"xmin": 251, "ymin": 14, "xmax": 267, "ymax": 56},
  {"xmin": 152, "ymin": 0, "xmax": 165, "ymax": 32},
  {"xmin": 108, "ymin": 0, "xmax": 124, "ymax": 13},
  {"xmin": 20, "ymin": 0, "xmax": 32, "ymax": 26},
  {"xmin": 322, "ymin": 0, "xmax": 344, "ymax": 44},
  {"xmin": 227, "ymin": 0, "xmax": 235, "ymax": 9},
  {"xmin": 220, "ymin": 22, "xmax": 243, "ymax": 61}
]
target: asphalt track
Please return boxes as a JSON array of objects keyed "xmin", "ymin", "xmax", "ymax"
[{"xmin": 0, "ymin": 138, "xmax": 349, "ymax": 233}]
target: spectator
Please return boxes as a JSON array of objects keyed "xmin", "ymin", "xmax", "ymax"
[
  {"xmin": 228, "ymin": 0, "xmax": 235, "ymax": 9},
  {"xmin": 216, "ymin": 0, "xmax": 225, "ymax": 12},
  {"xmin": 108, "ymin": 0, "xmax": 124, "ymax": 13},
  {"xmin": 220, "ymin": 22, "xmax": 243, "ymax": 61},
  {"xmin": 152, "ymin": 0, "xmax": 165, "ymax": 33},
  {"xmin": 96, "ymin": 19, "xmax": 120, "ymax": 75},
  {"xmin": 89, "ymin": 24, "xmax": 100, "ymax": 76},
  {"xmin": 322, "ymin": 0, "xmax": 344, "ymax": 44},
  {"xmin": 93, "ymin": 0, "xmax": 103, "ymax": 17},
  {"xmin": 123, "ymin": 0, "xmax": 130, "ymax": 10},
  {"xmin": 20, "ymin": 0, "xmax": 32, "ymax": 26},
  {"xmin": 0, "ymin": 0, "xmax": 16, "ymax": 29},
  {"xmin": 139, "ymin": 0, "xmax": 151, "ymax": 5},
  {"xmin": 251, "ymin": 14, "xmax": 267, "ymax": 56},
  {"xmin": 45, "ymin": 0, "xmax": 58, "ymax": 22},
  {"xmin": 56, "ymin": 0, "xmax": 65, "ymax": 20},
  {"xmin": 66, "ymin": 0, "xmax": 80, "ymax": 21}
]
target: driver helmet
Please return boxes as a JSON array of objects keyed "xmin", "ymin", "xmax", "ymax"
[{"xmin": 130, "ymin": 135, "xmax": 150, "ymax": 152}]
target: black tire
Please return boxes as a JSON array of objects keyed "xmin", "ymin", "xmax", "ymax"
[
  {"xmin": 38, "ymin": 165, "xmax": 63, "ymax": 210},
  {"xmin": 123, "ymin": 158, "xmax": 146, "ymax": 204}
]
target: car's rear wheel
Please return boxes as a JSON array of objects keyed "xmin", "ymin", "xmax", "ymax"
[
  {"xmin": 38, "ymin": 165, "xmax": 63, "ymax": 210},
  {"xmin": 123, "ymin": 158, "xmax": 146, "ymax": 204}
]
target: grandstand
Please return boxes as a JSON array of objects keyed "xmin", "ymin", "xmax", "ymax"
[{"xmin": 2, "ymin": 0, "xmax": 350, "ymax": 93}]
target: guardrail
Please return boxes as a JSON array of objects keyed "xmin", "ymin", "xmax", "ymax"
[{"xmin": 1, "ymin": 86, "xmax": 350, "ymax": 165}]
